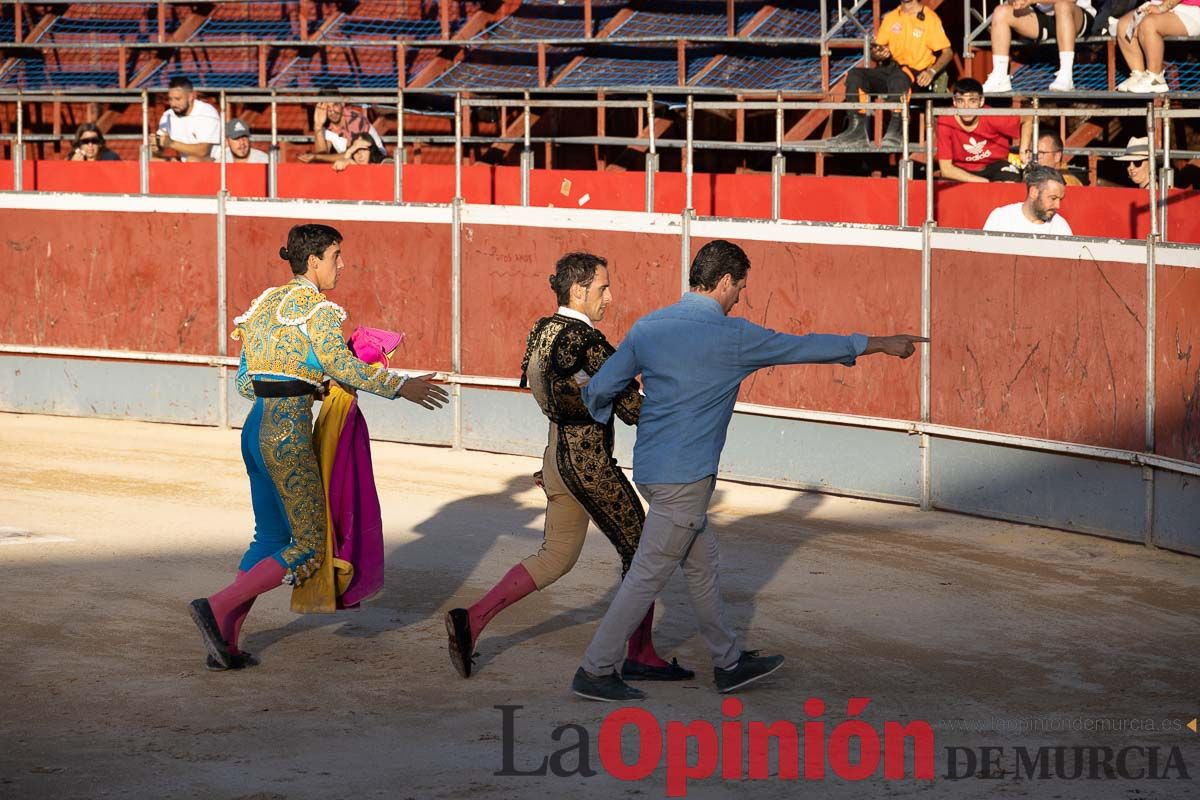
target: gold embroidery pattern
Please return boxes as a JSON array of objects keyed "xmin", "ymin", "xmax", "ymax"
[
  {"xmin": 258, "ymin": 395, "xmax": 325, "ymax": 583},
  {"xmin": 231, "ymin": 277, "xmax": 401, "ymax": 399},
  {"xmin": 308, "ymin": 306, "xmax": 402, "ymax": 398},
  {"xmin": 523, "ymin": 315, "xmax": 645, "ymax": 575}
]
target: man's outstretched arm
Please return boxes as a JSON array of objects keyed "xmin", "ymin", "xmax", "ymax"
[{"xmin": 581, "ymin": 338, "xmax": 640, "ymax": 425}]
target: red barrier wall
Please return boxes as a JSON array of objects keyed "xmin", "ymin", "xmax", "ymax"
[
  {"xmin": 10, "ymin": 160, "xmax": 1199, "ymax": 243},
  {"xmin": 1155, "ymin": 265, "xmax": 1200, "ymax": 463},
  {"xmin": 458, "ymin": 223, "xmax": 680, "ymax": 377},
  {"xmin": 690, "ymin": 238, "xmax": 923, "ymax": 420},
  {"xmin": 931, "ymin": 250, "xmax": 1147, "ymax": 451},
  {"xmin": 0, "ymin": 209, "xmax": 218, "ymax": 353},
  {"xmin": 2, "ymin": 204, "xmax": 1194, "ymax": 466},
  {"xmin": 225, "ymin": 217, "xmax": 454, "ymax": 372}
]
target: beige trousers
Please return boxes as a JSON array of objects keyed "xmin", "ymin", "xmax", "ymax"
[{"xmin": 521, "ymin": 423, "xmax": 594, "ymax": 589}]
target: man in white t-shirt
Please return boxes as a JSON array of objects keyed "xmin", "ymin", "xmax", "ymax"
[
  {"xmin": 155, "ymin": 76, "xmax": 221, "ymax": 162},
  {"xmin": 984, "ymin": 165, "xmax": 1074, "ymax": 235},
  {"xmin": 221, "ymin": 119, "xmax": 269, "ymax": 163}
]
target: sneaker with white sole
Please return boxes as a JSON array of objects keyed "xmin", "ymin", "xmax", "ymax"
[
  {"xmin": 982, "ymin": 72, "xmax": 1012, "ymax": 93},
  {"xmin": 1117, "ymin": 71, "xmax": 1148, "ymax": 92},
  {"xmin": 1047, "ymin": 72, "xmax": 1074, "ymax": 92},
  {"xmin": 1144, "ymin": 74, "xmax": 1170, "ymax": 94},
  {"xmin": 713, "ymin": 650, "xmax": 785, "ymax": 694}
]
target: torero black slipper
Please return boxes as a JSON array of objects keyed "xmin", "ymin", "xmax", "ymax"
[{"xmin": 188, "ymin": 598, "xmax": 233, "ymax": 670}]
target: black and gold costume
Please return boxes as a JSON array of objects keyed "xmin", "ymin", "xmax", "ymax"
[{"xmin": 519, "ymin": 314, "xmax": 643, "ymax": 582}]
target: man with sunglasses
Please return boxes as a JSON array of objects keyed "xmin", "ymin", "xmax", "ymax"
[
  {"xmin": 827, "ymin": 0, "xmax": 953, "ymax": 149},
  {"xmin": 1114, "ymin": 135, "xmax": 1153, "ymax": 189}
]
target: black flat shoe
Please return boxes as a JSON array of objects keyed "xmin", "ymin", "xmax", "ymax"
[
  {"xmin": 188, "ymin": 598, "xmax": 233, "ymax": 669},
  {"xmin": 571, "ymin": 668, "xmax": 646, "ymax": 702},
  {"xmin": 445, "ymin": 608, "xmax": 475, "ymax": 678},
  {"xmin": 621, "ymin": 657, "xmax": 695, "ymax": 682},
  {"xmin": 205, "ymin": 651, "xmax": 261, "ymax": 672}
]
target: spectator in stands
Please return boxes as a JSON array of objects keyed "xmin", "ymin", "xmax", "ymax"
[
  {"xmin": 222, "ymin": 119, "xmax": 269, "ymax": 163},
  {"xmin": 1027, "ymin": 130, "xmax": 1085, "ymax": 185},
  {"xmin": 826, "ymin": 0, "xmax": 953, "ymax": 148},
  {"xmin": 936, "ymin": 78, "xmax": 1032, "ymax": 183},
  {"xmin": 311, "ymin": 91, "xmax": 384, "ymax": 158},
  {"xmin": 1114, "ymin": 135, "xmax": 1153, "ymax": 188},
  {"xmin": 1115, "ymin": 0, "xmax": 1200, "ymax": 93},
  {"xmin": 984, "ymin": 164, "xmax": 1074, "ymax": 234},
  {"xmin": 331, "ymin": 133, "xmax": 387, "ymax": 172},
  {"xmin": 154, "ymin": 76, "xmax": 222, "ymax": 162},
  {"xmin": 982, "ymin": 0, "xmax": 1099, "ymax": 92},
  {"xmin": 68, "ymin": 122, "xmax": 120, "ymax": 162}
]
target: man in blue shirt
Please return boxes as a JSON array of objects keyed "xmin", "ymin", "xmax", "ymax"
[{"xmin": 571, "ymin": 240, "xmax": 927, "ymax": 701}]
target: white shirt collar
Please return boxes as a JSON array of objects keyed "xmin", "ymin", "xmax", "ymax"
[
  {"xmin": 296, "ymin": 274, "xmax": 320, "ymax": 291},
  {"xmin": 556, "ymin": 306, "xmax": 593, "ymax": 328}
]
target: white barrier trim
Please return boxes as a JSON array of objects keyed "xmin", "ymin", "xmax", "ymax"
[
  {"xmin": 1155, "ymin": 244, "xmax": 1200, "ymax": 269},
  {"xmin": 0, "ymin": 192, "xmax": 217, "ymax": 215},
  {"xmin": 226, "ymin": 198, "xmax": 453, "ymax": 224},
  {"xmin": 932, "ymin": 229, "xmax": 1149, "ymax": 264},
  {"xmin": 460, "ymin": 203, "xmax": 682, "ymax": 235},
  {"xmin": 692, "ymin": 217, "xmax": 923, "ymax": 251}
]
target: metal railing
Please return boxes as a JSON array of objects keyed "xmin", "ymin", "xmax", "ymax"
[{"xmin": 1, "ymin": 89, "xmax": 1194, "ymax": 237}]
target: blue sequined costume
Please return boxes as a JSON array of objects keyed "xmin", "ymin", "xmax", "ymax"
[{"xmin": 232, "ymin": 275, "xmax": 404, "ymax": 585}]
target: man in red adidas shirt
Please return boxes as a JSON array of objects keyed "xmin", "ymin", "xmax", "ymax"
[{"xmin": 936, "ymin": 78, "xmax": 1032, "ymax": 183}]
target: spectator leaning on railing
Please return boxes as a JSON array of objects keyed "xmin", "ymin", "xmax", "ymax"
[
  {"xmin": 1115, "ymin": 0, "xmax": 1200, "ymax": 93},
  {"xmin": 936, "ymin": 78, "xmax": 1032, "ymax": 183},
  {"xmin": 154, "ymin": 76, "xmax": 221, "ymax": 162},
  {"xmin": 330, "ymin": 133, "xmax": 388, "ymax": 172},
  {"xmin": 68, "ymin": 122, "xmax": 120, "ymax": 162},
  {"xmin": 826, "ymin": 0, "xmax": 953, "ymax": 148},
  {"xmin": 984, "ymin": 164, "xmax": 1074, "ymax": 234},
  {"xmin": 982, "ymin": 0, "xmax": 1099, "ymax": 92},
  {"xmin": 301, "ymin": 91, "xmax": 386, "ymax": 164}
]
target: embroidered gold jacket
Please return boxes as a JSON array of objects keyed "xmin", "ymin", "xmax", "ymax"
[{"xmin": 232, "ymin": 276, "xmax": 403, "ymax": 401}]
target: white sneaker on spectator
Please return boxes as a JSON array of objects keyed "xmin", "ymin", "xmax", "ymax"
[
  {"xmin": 1117, "ymin": 71, "xmax": 1148, "ymax": 92},
  {"xmin": 982, "ymin": 72, "xmax": 1011, "ymax": 93},
  {"xmin": 1048, "ymin": 72, "xmax": 1074, "ymax": 92},
  {"xmin": 1143, "ymin": 73, "xmax": 1170, "ymax": 93}
]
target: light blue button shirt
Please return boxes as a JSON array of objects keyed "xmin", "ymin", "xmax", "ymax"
[{"xmin": 583, "ymin": 292, "xmax": 868, "ymax": 486}]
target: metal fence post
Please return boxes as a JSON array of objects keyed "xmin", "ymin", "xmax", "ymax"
[
  {"xmin": 521, "ymin": 91, "xmax": 531, "ymax": 206},
  {"xmin": 1146, "ymin": 103, "xmax": 1158, "ymax": 239},
  {"xmin": 454, "ymin": 93, "xmax": 463, "ymax": 202},
  {"xmin": 268, "ymin": 93, "xmax": 278, "ymax": 198},
  {"xmin": 771, "ymin": 91, "xmax": 783, "ymax": 221},
  {"xmin": 140, "ymin": 90, "xmax": 150, "ymax": 194},
  {"xmin": 400, "ymin": 86, "xmax": 410, "ymax": 205},
  {"xmin": 14, "ymin": 95, "xmax": 23, "ymax": 191},
  {"xmin": 899, "ymin": 101, "xmax": 910, "ymax": 226},
  {"xmin": 685, "ymin": 94, "xmax": 694, "ymax": 213},
  {"xmin": 924, "ymin": 100, "xmax": 935, "ymax": 225},
  {"xmin": 1159, "ymin": 99, "xmax": 1171, "ymax": 240},
  {"xmin": 645, "ymin": 91, "xmax": 656, "ymax": 213},
  {"xmin": 218, "ymin": 91, "xmax": 228, "ymax": 194}
]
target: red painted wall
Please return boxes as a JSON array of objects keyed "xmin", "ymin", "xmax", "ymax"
[
  {"xmin": 0, "ymin": 209, "xmax": 218, "ymax": 353},
  {"xmin": 690, "ymin": 238, "xmax": 923, "ymax": 420},
  {"xmin": 458, "ymin": 223, "xmax": 680, "ymax": 377},
  {"xmin": 225, "ymin": 217, "xmax": 454, "ymax": 372},
  {"xmin": 931, "ymin": 250, "xmax": 1147, "ymax": 451},
  {"xmin": 1155, "ymin": 265, "xmax": 1200, "ymax": 463}
]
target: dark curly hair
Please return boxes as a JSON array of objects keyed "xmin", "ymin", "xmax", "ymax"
[
  {"xmin": 548, "ymin": 252, "xmax": 607, "ymax": 305},
  {"xmin": 279, "ymin": 224, "xmax": 342, "ymax": 276}
]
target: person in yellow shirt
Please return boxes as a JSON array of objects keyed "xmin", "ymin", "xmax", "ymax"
[{"xmin": 827, "ymin": 0, "xmax": 954, "ymax": 149}]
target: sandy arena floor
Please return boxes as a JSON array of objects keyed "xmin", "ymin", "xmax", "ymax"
[{"xmin": 1, "ymin": 413, "xmax": 1197, "ymax": 800}]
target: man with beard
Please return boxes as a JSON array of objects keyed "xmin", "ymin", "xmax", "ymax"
[
  {"xmin": 154, "ymin": 76, "xmax": 221, "ymax": 162},
  {"xmin": 984, "ymin": 165, "xmax": 1074, "ymax": 235}
]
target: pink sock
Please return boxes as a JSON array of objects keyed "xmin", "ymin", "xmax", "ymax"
[
  {"xmin": 626, "ymin": 602, "xmax": 669, "ymax": 667},
  {"xmin": 221, "ymin": 571, "xmax": 255, "ymax": 654},
  {"xmin": 467, "ymin": 563, "xmax": 537, "ymax": 645},
  {"xmin": 208, "ymin": 557, "xmax": 287, "ymax": 643}
]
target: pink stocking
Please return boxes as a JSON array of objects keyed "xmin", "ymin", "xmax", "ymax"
[
  {"xmin": 467, "ymin": 563, "xmax": 537, "ymax": 646},
  {"xmin": 626, "ymin": 602, "xmax": 669, "ymax": 667},
  {"xmin": 208, "ymin": 557, "xmax": 287, "ymax": 644}
]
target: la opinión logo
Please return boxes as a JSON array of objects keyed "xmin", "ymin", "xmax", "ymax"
[{"xmin": 496, "ymin": 697, "xmax": 935, "ymax": 797}]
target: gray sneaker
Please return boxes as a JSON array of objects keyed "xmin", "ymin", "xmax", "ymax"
[
  {"xmin": 713, "ymin": 650, "xmax": 785, "ymax": 693},
  {"xmin": 571, "ymin": 667, "xmax": 646, "ymax": 702}
]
